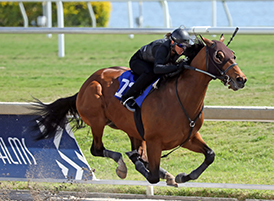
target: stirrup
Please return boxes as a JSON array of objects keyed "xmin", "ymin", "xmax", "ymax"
[
  {"xmin": 122, "ymin": 97, "xmax": 136, "ymax": 112},
  {"xmin": 122, "ymin": 96, "xmax": 134, "ymax": 105}
]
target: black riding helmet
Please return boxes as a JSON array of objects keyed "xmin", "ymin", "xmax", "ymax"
[{"xmin": 171, "ymin": 28, "xmax": 190, "ymax": 44}]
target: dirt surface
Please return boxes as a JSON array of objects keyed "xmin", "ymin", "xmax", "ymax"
[{"xmin": 3, "ymin": 190, "xmax": 271, "ymax": 201}]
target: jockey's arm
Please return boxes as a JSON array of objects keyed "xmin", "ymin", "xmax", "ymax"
[{"xmin": 153, "ymin": 46, "xmax": 179, "ymax": 74}]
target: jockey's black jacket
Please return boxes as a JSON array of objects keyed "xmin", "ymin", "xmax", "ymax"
[{"xmin": 136, "ymin": 38, "xmax": 182, "ymax": 74}]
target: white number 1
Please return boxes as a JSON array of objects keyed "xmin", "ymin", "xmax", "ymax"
[{"xmin": 115, "ymin": 78, "xmax": 134, "ymax": 98}]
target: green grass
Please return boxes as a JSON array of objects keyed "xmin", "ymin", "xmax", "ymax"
[
  {"xmin": 74, "ymin": 122, "xmax": 274, "ymax": 184},
  {"xmin": 0, "ymin": 34, "xmax": 273, "ymax": 105},
  {"xmin": 0, "ymin": 34, "xmax": 273, "ymax": 200}
]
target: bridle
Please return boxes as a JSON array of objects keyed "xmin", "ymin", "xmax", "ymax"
[
  {"xmin": 183, "ymin": 42, "xmax": 237, "ymax": 87},
  {"xmin": 185, "ymin": 27, "xmax": 239, "ymax": 86},
  {"xmin": 205, "ymin": 44, "xmax": 237, "ymax": 86}
]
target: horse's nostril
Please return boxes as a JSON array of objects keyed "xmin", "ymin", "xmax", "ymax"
[
  {"xmin": 236, "ymin": 77, "xmax": 242, "ymax": 83},
  {"xmin": 237, "ymin": 77, "xmax": 247, "ymax": 84}
]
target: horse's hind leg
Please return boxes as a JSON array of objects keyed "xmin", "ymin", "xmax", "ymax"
[
  {"xmin": 89, "ymin": 126, "xmax": 127, "ymax": 179},
  {"xmin": 175, "ymin": 131, "xmax": 215, "ymax": 183},
  {"xmin": 102, "ymin": 148, "xmax": 127, "ymax": 179},
  {"xmin": 77, "ymin": 80, "xmax": 127, "ymax": 179}
]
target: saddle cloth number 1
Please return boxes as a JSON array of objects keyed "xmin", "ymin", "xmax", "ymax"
[{"xmin": 115, "ymin": 78, "xmax": 134, "ymax": 98}]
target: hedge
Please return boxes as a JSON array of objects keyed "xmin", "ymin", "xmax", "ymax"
[{"xmin": 0, "ymin": 1, "xmax": 111, "ymax": 27}]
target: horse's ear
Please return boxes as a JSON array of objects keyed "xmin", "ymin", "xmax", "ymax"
[
  {"xmin": 220, "ymin": 34, "xmax": 225, "ymax": 42},
  {"xmin": 199, "ymin": 35, "xmax": 214, "ymax": 47}
]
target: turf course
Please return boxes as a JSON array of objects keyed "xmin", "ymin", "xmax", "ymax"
[{"xmin": 0, "ymin": 34, "xmax": 273, "ymax": 200}]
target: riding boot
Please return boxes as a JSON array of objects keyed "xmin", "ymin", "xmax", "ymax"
[{"xmin": 121, "ymin": 73, "xmax": 156, "ymax": 112}]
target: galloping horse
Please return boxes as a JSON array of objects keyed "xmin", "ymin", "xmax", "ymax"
[{"xmin": 32, "ymin": 35, "xmax": 247, "ymax": 186}]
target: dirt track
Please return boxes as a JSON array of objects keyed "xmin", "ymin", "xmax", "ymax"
[{"xmin": 3, "ymin": 190, "xmax": 272, "ymax": 201}]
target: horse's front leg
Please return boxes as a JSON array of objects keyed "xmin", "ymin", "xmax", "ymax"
[
  {"xmin": 128, "ymin": 138, "xmax": 178, "ymax": 186},
  {"xmin": 126, "ymin": 140, "xmax": 163, "ymax": 184},
  {"xmin": 175, "ymin": 131, "xmax": 215, "ymax": 183},
  {"xmin": 126, "ymin": 150, "xmax": 178, "ymax": 186},
  {"xmin": 159, "ymin": 167, "xmax": 178, "ymax": 187}
]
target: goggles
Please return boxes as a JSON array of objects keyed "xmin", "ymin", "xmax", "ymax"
[{"xmin": 175, "ymin": 42, "xmax": 189, "ymax": 50}]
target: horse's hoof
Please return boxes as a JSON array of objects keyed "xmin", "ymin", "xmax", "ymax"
[
  {"xmin": 116, "ymin": 158, "xmax": 127, "ymax": 179},
  {"xmin": 165, "ymin": 172, "xmax": 178, "ymax": 187},
  {"xmin": 175, "ymin": 173, "xmax": 189, "ymax": 183},
  {"xmin": 116, "ymin": 168, "xmax": 127, "ymax": 179}
]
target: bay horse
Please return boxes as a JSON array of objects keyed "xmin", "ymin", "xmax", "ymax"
[{"xmin": 32, "ymin": 35, "xmax": 247, "ymax": 186}]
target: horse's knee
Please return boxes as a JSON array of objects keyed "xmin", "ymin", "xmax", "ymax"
[
  {"xmin": 90, "ymin": 142, "xmax": 104, "ymax": 157},
  {"xmin": 147, "ymin": 166, "xmax": 160, "ymax": 184},
  {"xmin": 205, "ymin": 149, "xmax": 215, "ymax": 165},
  {"xmin": 147, "ymin": 173, "xmax": 160, "ymax": 184},
  {"xmin": 135, "ymin": 160, "xmax": 159, "ymax": 184}
]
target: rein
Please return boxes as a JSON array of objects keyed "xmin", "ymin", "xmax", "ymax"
[{"xmin": 161, "ymin": 77, "xmax": 204, "ymax": 158}]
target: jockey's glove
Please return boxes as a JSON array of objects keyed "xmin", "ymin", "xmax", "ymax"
[{"xmin": 177, "ymin": 61, "xmax": 187, "ymax": 70}]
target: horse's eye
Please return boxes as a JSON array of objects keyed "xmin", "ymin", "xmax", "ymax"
[
  {"xmin": 213, "ymin": 51, "xmax": 224, "ymax": 64},
  {"xmin": 216, "ymin": 53, "xmax": 223, "ymax": 60}
]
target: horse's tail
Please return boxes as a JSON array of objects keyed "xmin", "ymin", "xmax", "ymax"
[{"xmin": 31, "ymin": 93, "xmax": 84, "ymax": 141}]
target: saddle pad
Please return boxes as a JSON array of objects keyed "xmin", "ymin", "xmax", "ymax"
[{"xmin": 114, "ymin": 70, "xmax": 155, "ymax": 107}]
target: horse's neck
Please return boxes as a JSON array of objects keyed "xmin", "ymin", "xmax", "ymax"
[
  {"xmin": 178, "ymin": 47, "xmax": 211, "ymax": 112},
  {"xmin": 189, "ymin": 46, "xmax": 212, "ymax": 88}
]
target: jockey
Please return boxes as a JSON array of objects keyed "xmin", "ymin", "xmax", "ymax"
[{"xmin": 121, "ymin": 27, "xmax": 190, "ymax": 112}]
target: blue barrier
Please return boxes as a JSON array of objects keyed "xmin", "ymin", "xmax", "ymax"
[{"xmin": 0, "ymin": 115, "xmax": 94, "ymax": 181}]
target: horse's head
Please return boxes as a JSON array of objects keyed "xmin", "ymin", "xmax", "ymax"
[{"xmin": 200, "ymin": 35, "xmax": 247, "ymax": 91}]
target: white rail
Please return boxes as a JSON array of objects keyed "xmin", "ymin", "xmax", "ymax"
[
  {"xmin": 1, "ymin": 26, "xmax": 274, "ymax": 57},
  {"xmin": 1, "ymin": 26, "xmax": 274, "ymax": 35},
  {"xmin": 0, "ymin": 102, "xmax": 273, "ymax": 122},
  {"xmin": 1, "ymin": 0, "xmax": 274, "ymax": 57}
]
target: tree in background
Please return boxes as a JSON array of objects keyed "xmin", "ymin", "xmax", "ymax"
[{"xmin": 0, "ymin": 1, "xmax": 111, "ymax": 27}]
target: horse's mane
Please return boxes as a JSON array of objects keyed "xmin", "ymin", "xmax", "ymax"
[
  {"xmin": 184, "ymin": 38, "xmax": 205, "ymax": 65},
  {"xmin": 155, "ymin": 37, "xmax": 205, "ymax": 88}
]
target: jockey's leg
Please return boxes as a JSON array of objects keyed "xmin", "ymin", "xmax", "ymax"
[{"xmin": 121, "ymin": 72, "xmax": 157, "ymax": 112}]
